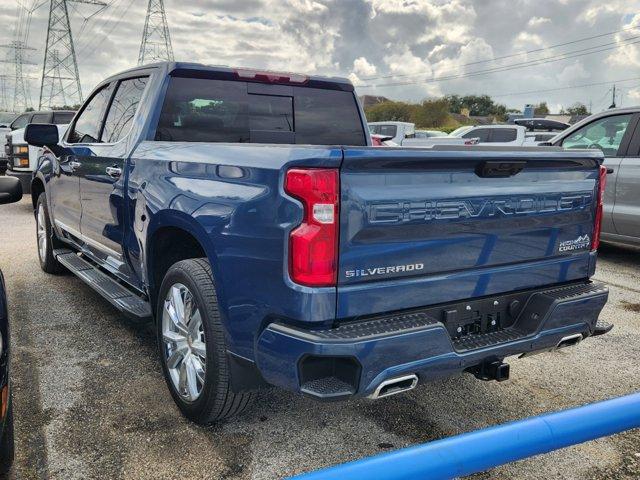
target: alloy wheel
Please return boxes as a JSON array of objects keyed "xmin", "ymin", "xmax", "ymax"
[
  {"xmin": 36, "ymin": 204, "xmax": 47, "ymax": 262},
  {"xmin": 162, "ymin": 283, "xmax": 207, "ymax": 402}
]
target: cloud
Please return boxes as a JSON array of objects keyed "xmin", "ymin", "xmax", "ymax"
[
  {"xmin": 352, "ymin": 57, "xmax": 377, "ymax": 77},
  {"xmin": 556, "ymin": 61, "xmax": 590, "ymax": 84},
  {"xmin": 528, "ymin": 16, "xmax": 551, "ymax": 28},
  {"xmin": 2, "ymin": 0, "xmax": 640, "ymax": 112}
]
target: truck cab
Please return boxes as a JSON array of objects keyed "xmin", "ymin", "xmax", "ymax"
[{"xmin": 4, "ymin": 110, "xmax": 75, "ymax": 193}]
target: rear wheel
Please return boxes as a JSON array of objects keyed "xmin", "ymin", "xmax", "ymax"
[
  {"xmin": 157, "ymin": 258, "xmax": 255, "ymax": 424},
  {"xmin": 35, "ymin": 193, "xmax": 64, "ymax": 274}
]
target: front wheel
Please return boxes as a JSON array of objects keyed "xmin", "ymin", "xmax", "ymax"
[
  {"xmin": 157, "ymin": 258, "xmax": 255, "ymax": 424},
  {"xmin": 35, "ymin": 193, "xmax": 64, "ymax": 274}
]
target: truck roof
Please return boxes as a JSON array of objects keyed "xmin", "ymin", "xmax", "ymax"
[{"xmin": 103, "ymin": 61, "xmax": 355, "ymax": 91}]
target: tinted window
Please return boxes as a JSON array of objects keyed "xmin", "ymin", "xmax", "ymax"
[
  {"xmin": 102, "ymin": 77, "xmax": 148, "ymax": 143},
  {"xmin": 249, "ymin": 95, "xmax": 292, "ymax": 131},
  {"xmin": 31, "ymin": 113, "xmax": 50, "ymax": 123},
  {"xmin": 561, "ymin": 114, "xmax": 632, "ymax": 156},
  {"xmin": 68, "ymin": 84, "xmax": 112, "ymax": 144},
  {"xmin": 53, "ymin": 112, "xmax": 74, "ymax": 124},
  {"xmin": 11, "ymin": 114, "xmax": 30, "ymax": 130},
  {"xmin": 462, "ymin": 128, "xmax": 491, "ymax": 142},
  {"xmin": 155, "ymin": 77, "xmax": 366, "ymax": 145},
  {"xmin": 534, "ymin": 133, "xmax": 555, "ymax": 142},
  {"xmin": 156, "ymin": 78, "xmax": 249, "ymax": 142},
  {"xmin": 490, "ymin": 128, "xmax": 517, "ymax": 142},
  {"xmin": 369, "ymin": 124, "xmax": 397, "ymax": 137},
  {"xmin": 294, "ymin": 87, "xmax": 365, "ymax": 145}
]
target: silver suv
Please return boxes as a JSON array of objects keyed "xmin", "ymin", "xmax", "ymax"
[{"xmin": 549, "ymin": 107, "xmax": 640, "ymax": 248}]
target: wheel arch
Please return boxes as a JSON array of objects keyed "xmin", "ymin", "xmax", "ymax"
[
  {"xmin": 30, "ymin": 175, "xmax": 45, "ymax": 210},
  {"xmin": 145, "ymin": 210, "xmax": 223, "ymax": 316}
]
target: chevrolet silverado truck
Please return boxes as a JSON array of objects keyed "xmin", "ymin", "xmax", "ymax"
[{"xmin": 25, "ymin": 62, "xmax": 611, "ymax": 425}]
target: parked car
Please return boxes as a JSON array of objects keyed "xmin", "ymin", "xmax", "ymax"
[
  {"xmin": 547, "ymin": 107, "xmax": 640, "ymax": 248},
  {"xmin": 370, "ymin": 133, "xmax": 392, "ymax": 146},
  {"xmin": 415, "ymin": 129, "xmax": 447, "ymax": 138},
  {"xmin": 514, "ymin": 118, "xmax": 570, "ymax": 132},
  {"xmin": 0, "ymin": 176, "xmax": 22, "ymax": 474},
  {"xmin": 368, "ymin": 121, "xmax": 415, "ymax": 144},
  {"xmin": 524, "ymin": 132, "xmax": 558, "ymax": 145},
  {"xmin": 369, "ymin": 121, "xmax": 472, "ymax": 146},
  {"xmin": 448, "ymin": 124, "xmax": 529, "ymax": 146},
  {"xmin": 4, "ymin": 110, "xmax": 75, "ymax": 193},
  {"xmin": 26, "ymin": 62, "xmax": 610, "ymax": 426}
]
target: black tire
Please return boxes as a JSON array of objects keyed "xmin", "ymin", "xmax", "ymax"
[
  {"xmin": 0, "ymin": 398, "xmax": 14, "ymax": 476},
  {"xmin": 35, "ymin": 193, "xmax": 65, "ymax": 274},
  {"xmin": 156, "ymin": 258, "xmax": 255, "ymax": 424}
]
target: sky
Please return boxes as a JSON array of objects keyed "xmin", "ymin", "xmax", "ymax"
[{"xmin": 1, "ymin": 0, "xmax": 640, "ymax": 113}]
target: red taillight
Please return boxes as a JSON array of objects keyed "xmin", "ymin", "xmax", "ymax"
[
  {"xmin": 591, "ymin": 165, "xmax": 607, "ymax": 251},
  {"xmin": 285, "ymin": 168, "xmax": 339, "ymax": 287},
  {"xmin": 234, "ymin": 68, "xmax": 308, "ymax": 85}
]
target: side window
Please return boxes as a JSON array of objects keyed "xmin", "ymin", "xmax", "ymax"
[
  {"xmin": 102, "ymin": 77, "xmax": 149, "ymax": 143},
  {"xmin": 463, "ymin": 128, "xmax": 490, "ymax": 142},
  {"xmin": 294, "ymin": 87, "xmax": 366, "ymax": 145},
  {"xmin": 490, "ymin": 128, "xmax": 517, "ymax": 142},
  {"xmin": 31, "ymin": 113, "xmax": 50, "ymax": 123},
  {"xmin": 52, "ymin": 112, "xmax": 75, "ymax": 125},
  {"xmin": 156, "ymin": 77, "xmax": 250, "ymax": 143},
  {"xmin": 67, "ymin": 84, "xmax": 112, "ymax": 144},
  {"xmin": 11, "ymin": 114, "xmax": 30, "ymax": 130},
  {"xmin": 561, "ymin": 114, "xmax": 633, "ymax": 156},
  {"xmin": 370, "ymin": 125, "xmax": 396, "ymax": 137}
]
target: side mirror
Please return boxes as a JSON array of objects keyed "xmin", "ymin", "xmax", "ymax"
[
  {"xmin": 538, "ymin": 141, "xmax": 553, "ymax": 147},
  {"xmin": 0, "ymin": 176, "xmax": 22, "ymax": 205},
  {"xmin": 25, "ymin": 123, "xmax": 59, "ymax": 148}
]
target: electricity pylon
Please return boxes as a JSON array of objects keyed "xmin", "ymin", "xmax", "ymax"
[
  {"xmin": 0, "ymin": 75, "xmax": 10, "ymax": 111},
  {"xmin": 0, "ymin": 41, "xmax": 36, "ymax": 112},
  {"xmin": 39, "ymin": 0, "xmax": 106, "ymax": 109},
  {"xmin": 138, "ymin": 0, "xmax": 174, "ymax": 65}
]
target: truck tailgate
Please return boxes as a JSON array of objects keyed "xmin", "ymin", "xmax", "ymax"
[{"xmin": 337, "ymin": 147, "xmax": 603, "ymax": 318}]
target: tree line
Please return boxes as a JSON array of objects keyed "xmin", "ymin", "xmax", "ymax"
[{"xmin": 365, "ymin": 94, "xmax": 590, "ymax": 129}]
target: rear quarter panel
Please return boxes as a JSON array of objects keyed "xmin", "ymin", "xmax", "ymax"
[{"xmin": 127, "ymin": 142, "xmax": 343, "ymax": 359}]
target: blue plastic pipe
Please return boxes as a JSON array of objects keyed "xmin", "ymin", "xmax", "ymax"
[{"xmin": 291, "ymin": 392, "xmax": 640, "ymax": 480}]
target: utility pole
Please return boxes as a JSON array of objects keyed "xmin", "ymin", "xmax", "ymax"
[
  {"xmin": 39, "ymin": 0, "xmax": 106, "ymax": 110},
  {"xmin": 0, "ymin": 41, "xmax": 36, "ymax": 112},
  {"xmin": 138, "ymin": 0, "xmax": 174, "ymax": 65}
]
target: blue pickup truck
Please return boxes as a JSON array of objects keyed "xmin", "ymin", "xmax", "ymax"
[{"xmin": 24, "ymin": 62, "xmax": 611, "ymax": 425}]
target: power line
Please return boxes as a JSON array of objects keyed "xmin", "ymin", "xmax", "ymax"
[
  {"xmin": 75, "ymin": 0, "xmax": 127, "ymax": 59},
  {"xmin": 358, "ymin": 36, "xmax": 640, "ymax": 88},
  {"xmin": 361, "ymin": 23, "xmax": 640, "ymax": 81},
  {"xmin": 485, "ymin": 76, "xmax": 640, "ymax": 99},
  {"xmin": 40, "ymin": 0, "xmax": 107, "ymax": 109},
  {"xmin": 76, "ymin": 0, "xmax": 135, "ymax": 64},
  {"xmin": 0, "ymin": 41, "xmax": 36, "ymax": 111}
]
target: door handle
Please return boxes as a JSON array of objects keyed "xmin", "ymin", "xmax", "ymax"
[
  {"xmin": 105, "ymin": 166, "xmax": 122, "ymax": 178},
  {"xmin": 68, "ymin": 160, "xmax": 81, "ymax": 171}
]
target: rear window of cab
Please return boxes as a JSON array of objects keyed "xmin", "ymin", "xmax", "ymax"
[{"xmin": 155, "ymin": 76, "xmax": 366, "ymax": 146}]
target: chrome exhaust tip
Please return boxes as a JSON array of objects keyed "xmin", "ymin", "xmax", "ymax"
[
  {"xmin": 556, "ymin": 333, "xmax": 583, "ymax": 349},
  {"xmin": 369, "ymin": 374, "xmax": 418, "ymax": 399}
]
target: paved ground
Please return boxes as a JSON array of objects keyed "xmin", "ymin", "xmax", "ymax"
[{"xmin": 0, "ymin": 197, "xmax": 638, "ymax": 480}]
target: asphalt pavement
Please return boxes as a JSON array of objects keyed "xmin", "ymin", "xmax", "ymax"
[{"xmin": 1, "ymin": 197, "xmax": 638, "ymax": 479}]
